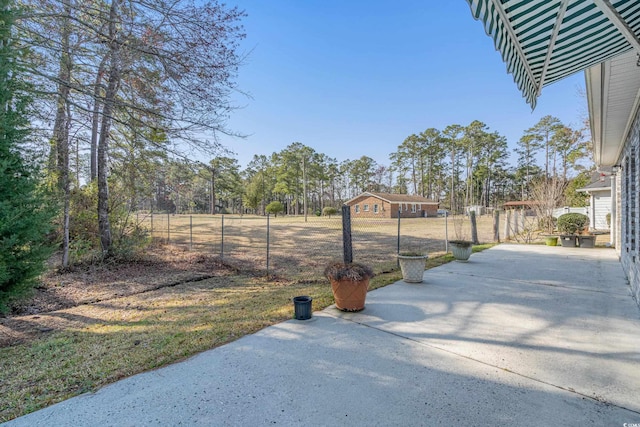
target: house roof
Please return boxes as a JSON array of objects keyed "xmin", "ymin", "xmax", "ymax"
[
  {"xmin": 576, "ymin": 176, "xmax": 612, "ymax": 192},
  {"xmin": 345, "ymin": 192, "xmax": 438, "ymax": 205}
]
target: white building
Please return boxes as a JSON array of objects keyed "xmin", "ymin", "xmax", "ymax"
[{"xmin": 576, "ymin": 175, "xmax": 612, "ymax": 231}]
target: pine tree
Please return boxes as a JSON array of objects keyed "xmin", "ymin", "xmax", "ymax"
[{"xmin": 0, "ymin": 0, "xmax": 54, "ymax": 312}]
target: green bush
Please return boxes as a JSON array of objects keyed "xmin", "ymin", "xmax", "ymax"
[
  {"xmin": 265, "ymin": 201, "xmax": 284, "ymax": 217},
  {"xmin": 557, "ymin": 213, "xmax": 589, "ymax": 234},
  {"xmin": 322, "ymin": 206, "xmax": 338, "ymax": 217},
  {"xmin": 63, "ymin": 182, "xmax": 151, "ymax": 265}
]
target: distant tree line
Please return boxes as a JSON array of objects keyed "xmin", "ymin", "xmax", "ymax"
[{"xmin": 124, "ymin": 117, "xmax": 590, "ymax": 217}]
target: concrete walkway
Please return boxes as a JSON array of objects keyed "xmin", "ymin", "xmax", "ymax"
[{"xmin": 5, "ymin": 244, "xmax": 640, "ymax": 426}]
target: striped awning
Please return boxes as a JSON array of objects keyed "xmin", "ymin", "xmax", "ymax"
[{"xmin": 466, "ymin": 0, "xmax": 640, "ymax": 109}]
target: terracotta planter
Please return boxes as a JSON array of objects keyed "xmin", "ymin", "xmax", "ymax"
[
  {"xmin": 330, "ymin": 278, "xmax": 369, "ymax": 311},
  {"xmin": 397, "ymin": 254, "xmax": 428, "ymax": 283}
]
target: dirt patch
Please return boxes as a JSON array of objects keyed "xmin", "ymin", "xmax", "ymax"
[{"xmin": 0, "ymin": 245, "xmax": 249, "ymax": 348}]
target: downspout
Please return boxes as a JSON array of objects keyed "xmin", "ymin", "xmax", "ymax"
[{"xmin": 611, "ymin": 174, "xmax": 616, "ymax": 248}]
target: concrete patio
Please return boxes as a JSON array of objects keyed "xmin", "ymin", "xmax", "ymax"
[{"xmin": 4, "ymin": 244, "xmax": 640, "ymax": 426}]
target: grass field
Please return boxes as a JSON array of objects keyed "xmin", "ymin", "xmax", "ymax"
[
  {"xmin": 137, "ymin": 213, "xmax": 499, "ymax": 280},
  {"xmin": 0, "ymin": 246, "xmax": 493, "ymax": 422}
]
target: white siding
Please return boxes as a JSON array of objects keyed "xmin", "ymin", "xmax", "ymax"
[{"xmin": 593, "ymin": 193, "xmax": 611, "ymax": 230}]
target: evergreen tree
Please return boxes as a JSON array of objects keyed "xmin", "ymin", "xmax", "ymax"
[{"xmin": 0, "ymin": 0, "xmax": 54, "ymax": 311}]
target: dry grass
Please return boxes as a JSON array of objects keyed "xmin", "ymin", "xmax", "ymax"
[
  {"xmin": 138, "ymin": 213, "xmax": 499, "ymax": 279},
  {"xmin": 2, "ymin": 214, "xmax": 500, "ymax": 422},
  {"xmin": 0, "ymin": 243, "xmax": 494, "ymax": 422}
]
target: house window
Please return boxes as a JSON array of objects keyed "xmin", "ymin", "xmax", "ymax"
[
  {"xmin": 364, "ymin": 204, "xmax": 369, "ymax": 212},
  {"xmin": 373, "ymin": 204, "xmax": 379, "ymax": 214},
  {"xmin": 411, "ymin": 204, "xmax": 417, "ymax": 213},
  {"xmin": 355, "ymin": 205, "xmax": 360, "ymax": 213}
]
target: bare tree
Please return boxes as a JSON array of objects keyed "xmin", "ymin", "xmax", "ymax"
[
  {"xmin": 17, "ymin": 0, "xmax": 247, "ymax": 256},
  {"xmin": 530, "ymin": 176, "xmax": 566, "ymax": 234}
]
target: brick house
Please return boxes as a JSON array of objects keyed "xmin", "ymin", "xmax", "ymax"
[{"xmin": 344, "ymin": 192, "xmax": 439, "ymax": 218}]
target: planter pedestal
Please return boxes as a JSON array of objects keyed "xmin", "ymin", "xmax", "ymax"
[{"xmin": 397, "ymin": 255, "xmax": 428, "ymax": 283}]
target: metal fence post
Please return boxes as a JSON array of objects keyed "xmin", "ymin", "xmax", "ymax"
[
  {"xmin": 341, "ymin": 205, "xmax": 353, "ymax": 264},
  {"xmin": 445, "ymin": 211, "xmax": 449, "ymax": 252},
  {"xmin": 190, "ymin": 215, "xmax": 193, "ymax": 250},
  {"xmin": 151, "ymin": 213, "xmax": 153, "ymax": 238},
  {"xmin": 221, "ymin": 214, "xmax": 224, "ymax": 258},
  {"xmin": 397, "ymin": 209, "xmax": 401, "ymax": 266},
  {"xmin": 266, "ymin": 213, "xmax": 270, "ymax": 276},
  {"xmin": 167, "ymin": 211, "xmax": 170, "ymax": 244}
]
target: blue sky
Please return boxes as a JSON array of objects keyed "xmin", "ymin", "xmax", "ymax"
[{"xmin": 218, "ymin": 1, "xmax": 587, "ymax": 169}]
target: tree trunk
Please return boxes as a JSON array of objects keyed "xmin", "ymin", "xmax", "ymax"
[
  {"xmin": 90, "ymin": 56, "xmax": 107, "ymax": 181},
  {"xmin": 51, "ymin": 0, "xmax": 72, "ymax": 268},
  {"xmin": 97, "ymin": 0, "xmax": 123, "ymax": 256}
]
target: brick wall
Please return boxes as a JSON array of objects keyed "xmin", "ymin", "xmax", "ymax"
[{"xmin": 620, "ymin": 107, "xmax": 640, "ymax": 307}]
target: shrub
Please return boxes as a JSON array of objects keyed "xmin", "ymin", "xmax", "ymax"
[
  {"xmin": 265, "ymin": 201, "xmax": 284, "ymax": 217},
  {"xmin": 324, "ymin": 262, "xmax": 374, "ymax": 282},
  {"xmin": 322, "ymin": 206, "xmax": 338, "ymax": 217},
  {"xmin": 557, "ymin": 213, "xmax": 589, "ymax": 234}
]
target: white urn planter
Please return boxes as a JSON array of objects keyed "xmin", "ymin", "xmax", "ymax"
[
  {"xmin": 449, "ymin": 241, "xmax": 473, "ymax": 262},
  {"xmin": 397, "ymin": 254, "xmax": 428, "ymax": 283}
]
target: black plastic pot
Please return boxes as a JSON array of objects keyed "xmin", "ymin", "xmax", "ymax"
[
  {"xmin": 293, "ymin": 296, "xmax": 313, "ymax": 320},
  {"xmin": 578, "ymin": 235, "xmax": 595, "ymax": 248},
  {"xmin": 559, "ymin": 235, "xmax": 577, "ymax": 247}
]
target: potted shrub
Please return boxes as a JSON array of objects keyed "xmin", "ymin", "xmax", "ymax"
[
  {"xmin": 397, "ymin": 251, "xmax": 429, "ymax": 283},
  {"xmin": 449, "ymin": 215, "xmax": 474, "ymax": 262},
  {"xmin": 448, "ymin": 240, "xmax": 473, "ymax": 262},
  {"xmin": 324, "ymin": 262, "xmax": 374, "ymax": 312},
  {"xmin": 577, "ymin": 228, "xmax": 596, "ymax": 248},
  {"xmin": 557, "ymin": 213, "xmax": 589, "ymax": 248}
]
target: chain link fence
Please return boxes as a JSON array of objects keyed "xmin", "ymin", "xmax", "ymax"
[{"xmin": 137, "ymin": 207, "xmax": 498, "ymax": 281}]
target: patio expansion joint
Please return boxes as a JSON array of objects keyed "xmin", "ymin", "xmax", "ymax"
[
  {"xmin": 435, "ymin": 271, "xmax": 626, "ymax": 296},
  {"xmin": 331, "ymin": 313, "xmax": 640, "ymax": 416}
]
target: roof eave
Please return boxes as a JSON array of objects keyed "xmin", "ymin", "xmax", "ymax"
[{"xmin": 585, "ymin": 51, "xmax": 640, "ymax": 168}]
